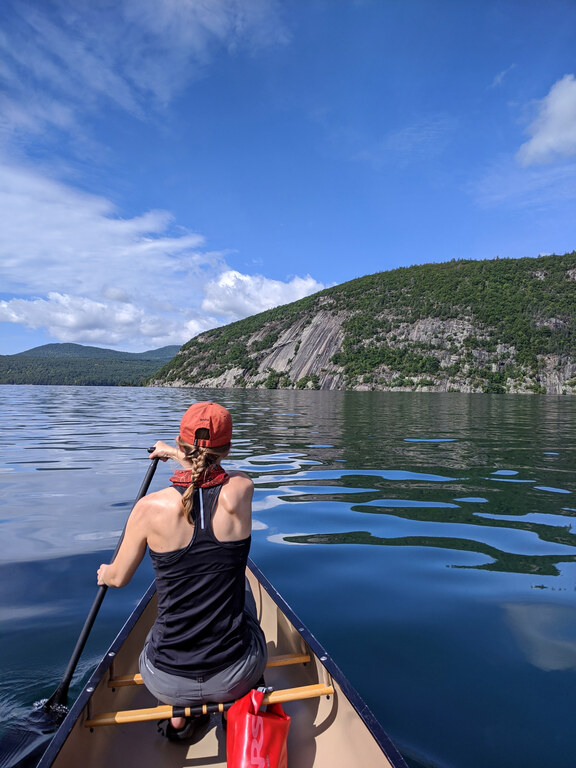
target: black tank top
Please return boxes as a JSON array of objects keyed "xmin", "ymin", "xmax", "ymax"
[{"xmin": 146, "ymin": 484, "xmax": 252, "ymax": 677}]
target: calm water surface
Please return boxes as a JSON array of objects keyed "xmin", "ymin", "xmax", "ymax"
[{"xmin": 1, "ymin": 385, "xmax": 575, "ymax": 768}]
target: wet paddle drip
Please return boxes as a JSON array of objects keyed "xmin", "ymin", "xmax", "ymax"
[{"xmin": 35, "ymin": 699, "xmax": 68, "ymax": 723}]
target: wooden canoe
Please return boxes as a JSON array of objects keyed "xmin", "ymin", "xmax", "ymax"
[{"xmin": 37, "ymin": 559, "xmax": 407, "ymax": 768}]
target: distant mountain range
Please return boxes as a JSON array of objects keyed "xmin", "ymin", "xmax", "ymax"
[
  {"xmin": 150, "ymin": 252, "xmax": 576, "ymax": 395},
  {"xmin": 0, "ymin": 343, "xmax": 180, "ymax": 386}
]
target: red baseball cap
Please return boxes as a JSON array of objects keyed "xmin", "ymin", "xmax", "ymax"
[{"xmin": 179, "ymin": 402, "xmax": 233, "ymax": 448}]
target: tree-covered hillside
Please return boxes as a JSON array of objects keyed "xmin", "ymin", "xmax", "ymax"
[
  {"xmin": 0, "ymin": 344, "xmax": 180, "ymax": 386},
  {"xmin": 16, "ymin": 343, "xmax": 179, "ymax": 360},
  {"xmin": 150, "ymin": 253, "xmax": 576, "ymax": 394}
]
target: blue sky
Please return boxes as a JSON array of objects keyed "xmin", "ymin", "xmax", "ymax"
[{"xmin": 1, "ymin": 0, "xmax": 576, "ymax": 354}]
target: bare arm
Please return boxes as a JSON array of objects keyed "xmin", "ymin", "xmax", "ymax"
[{"xmin": 97, "ymin": 498, "xmax": 149, "ymax": 588}]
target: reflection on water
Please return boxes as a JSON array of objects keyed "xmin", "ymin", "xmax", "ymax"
[
  {"xmin": 505, "ymin": 602, "xmax": 576, "ymax": 671},
  {"xmin": 0, "ymin": 386, "xmax": 575, "ymax": 768}
]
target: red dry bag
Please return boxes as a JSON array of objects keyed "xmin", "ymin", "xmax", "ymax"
[{"xmin": 226, "ymin": 688, "xmax": 290, "ymax": 768}]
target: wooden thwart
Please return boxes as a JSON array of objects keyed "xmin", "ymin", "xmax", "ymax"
[
  {"xmin": 85, "ymin": 683, "xmax": 334, "ymax": 728},
  {"xmin": 107, "ymin": 653, "xmax": 311, "ymax": 688},
  {"xmin": 264, "ymin": 652, "xmax": 311, "ymax": 668}
]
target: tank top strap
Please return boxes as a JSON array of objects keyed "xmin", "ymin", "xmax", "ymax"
[{"xmin": 198, "ymin": 484, "xmax": 222, "ymax": 531}]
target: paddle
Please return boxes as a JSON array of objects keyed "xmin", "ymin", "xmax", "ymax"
[{"xmin": 42, "ymin": 451, "xmax": 160, "ymax": 716}]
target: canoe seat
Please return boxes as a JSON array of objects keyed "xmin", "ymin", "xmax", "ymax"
[
  {"xmin": 84, "ymin": 683, "xmax": 335, "ymax": 728},
  {"xmin": 107, "ymin": 653, "xmax": 312, "ymax": 689}
]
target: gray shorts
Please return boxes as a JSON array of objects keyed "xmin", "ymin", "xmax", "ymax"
[{"xmin": 139, "ymin": 583, "xmax": 267, "ymax": 706}]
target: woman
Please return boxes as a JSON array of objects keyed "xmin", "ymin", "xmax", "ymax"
[{"xmin": 97, "ymin": 401, "xmax": 267, "ymax": 741}]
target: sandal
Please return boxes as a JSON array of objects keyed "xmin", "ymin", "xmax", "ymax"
[{"xmin": 158, "ymin": 714, "xmax": 211, "ymax": 743}]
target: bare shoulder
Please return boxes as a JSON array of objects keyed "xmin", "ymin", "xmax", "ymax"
[
  {"xmin": 219, "ymin": 471, "xmax": 253, "ymax": 509},
  {"xmin": 228, "ymin": 469, "xmax": 252, "ymax": 482},
  {"xmin": 227, "ymin": 471, "xmax": 253, "ymax": 491},
  {"xmin": 132, "ymin": 487, "xmax": 182, "ymax": 519}
]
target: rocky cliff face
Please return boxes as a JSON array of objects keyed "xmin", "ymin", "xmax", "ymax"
[
  {"xmin": 150, "ymin": 310, "xmax": 576, "ymax": 394},
  {"xmin": 152, "ymin": 310, "xmax": 347, "ymax": 390},
  {"xmin": 257, "ymin": 311, "xmax": 347, "ymax": 389},
  {"xmin": 149, "ymin": 254, "xmax": 576, "ymax": 394}
]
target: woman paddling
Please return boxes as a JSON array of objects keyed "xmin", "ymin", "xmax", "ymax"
[{"xmin": 97, "ymin": 401, "xmax": 267, "ymax": 740}]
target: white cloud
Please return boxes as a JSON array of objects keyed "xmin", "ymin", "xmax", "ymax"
[
  {"xmin": 0, "ymin": 2, "xmax": 312, "ymax": 352},
  {"xmin": 0, "ymin": 159, "xmax": 324, "ymax": 350},
  {"xmin": 517, "ymin": 75, "xmax": 576, "ymax": 166},
  {"xmin": 201, "ymin": 270, "xmax": 325, "ymax": 320},
  {"xmin": 0, "ymin": 158, "xmax": 213, "ymax": 298},
  {"xmin": 0, "ymin": 293, "xmax": 215, "ymax": 348},
  {"xmin": 470, "ymin": 75, "xmax": 576, "ymax": 212}
]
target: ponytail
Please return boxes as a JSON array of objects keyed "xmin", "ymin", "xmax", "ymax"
[{"xmin": 177, "ymin": 430, "xmax": 230, "ymax": 521}]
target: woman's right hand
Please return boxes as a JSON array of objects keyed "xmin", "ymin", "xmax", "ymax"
[{"xmin": 97, "ymin": 563, "xmax": 109, "ymax": 586}]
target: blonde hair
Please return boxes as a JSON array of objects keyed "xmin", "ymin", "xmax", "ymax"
[{"xmin": 178, "ymin": 428, "xmax": 230, "ymax": 521}]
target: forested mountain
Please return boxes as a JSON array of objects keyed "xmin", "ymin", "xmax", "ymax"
[
  {"xmin": 0, "ymin": 343, "xmax": 180, "ymax": 386},
  {"xmin": 150, "ymin": 253, "xmax": 576, "ymax": 395}
]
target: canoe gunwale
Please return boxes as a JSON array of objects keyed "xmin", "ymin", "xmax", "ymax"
[
  {"xmin": 247, "ymin": 559, "xmax": 408, "ymax": 768},
  {"xmin": 36, "ymin": 559, "xmax": 407, "ymax": 768}
]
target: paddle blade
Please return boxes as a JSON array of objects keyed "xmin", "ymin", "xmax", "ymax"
[{"xmin": 41, "ymin": 682, "xmax": 71, "ymax": 717}]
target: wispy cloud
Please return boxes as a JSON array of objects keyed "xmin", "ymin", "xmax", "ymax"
[
  {"xmin": 489, "ymin": 63, "xmax": 516, "ymax": 89},
  {"xmin": 0, "ymin": 0, "xmax": 289, "ymax": 140},
  {"xmin": 0, "ymin": 0, "xmax": 291, "ymax": 191},
  {"xmin": 471, "ymin": 155, "xmax": 576, "ymax": 210},
  {"xmin": 354, "ymin": 114, "xmax": 458, "ymax": 167},
  {"xmin": 517, "ymin": 74, "xmax": 576, "ymax": 166},
  {"xmin": 470, "ymin": 74, "xmax": 576, "ymax": 211}
]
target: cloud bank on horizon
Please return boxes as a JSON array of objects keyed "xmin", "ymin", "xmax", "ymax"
[
  {"xmin": 0, "ymin": 155, "xmax": 323, "ymax": 348},
  {"xmin": 0, "ymin": 0, "xmax": 319, "ymax": 352},
  {"xmin": 1, "ymin": 0, "xmax": 575, "ymax": 353}
]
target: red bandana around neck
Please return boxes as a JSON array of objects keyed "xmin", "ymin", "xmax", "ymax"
[{"xmin": 170, "ymin": 465, "xmax": 229, "ymax": 488}]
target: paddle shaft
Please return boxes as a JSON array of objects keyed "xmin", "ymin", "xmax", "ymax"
[{"xmin": 44, "ymin": 455, "xmax": 159, "ymax": 711}]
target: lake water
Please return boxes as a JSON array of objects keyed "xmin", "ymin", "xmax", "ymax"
[{"xmin": 1, "ymin": 385, "xmax": 575, "ymax": 768}]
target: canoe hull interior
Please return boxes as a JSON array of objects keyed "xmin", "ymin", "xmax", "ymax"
[{"xmin": 39, "ymin": 562, "xmax": 406, "ymax": 768}]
